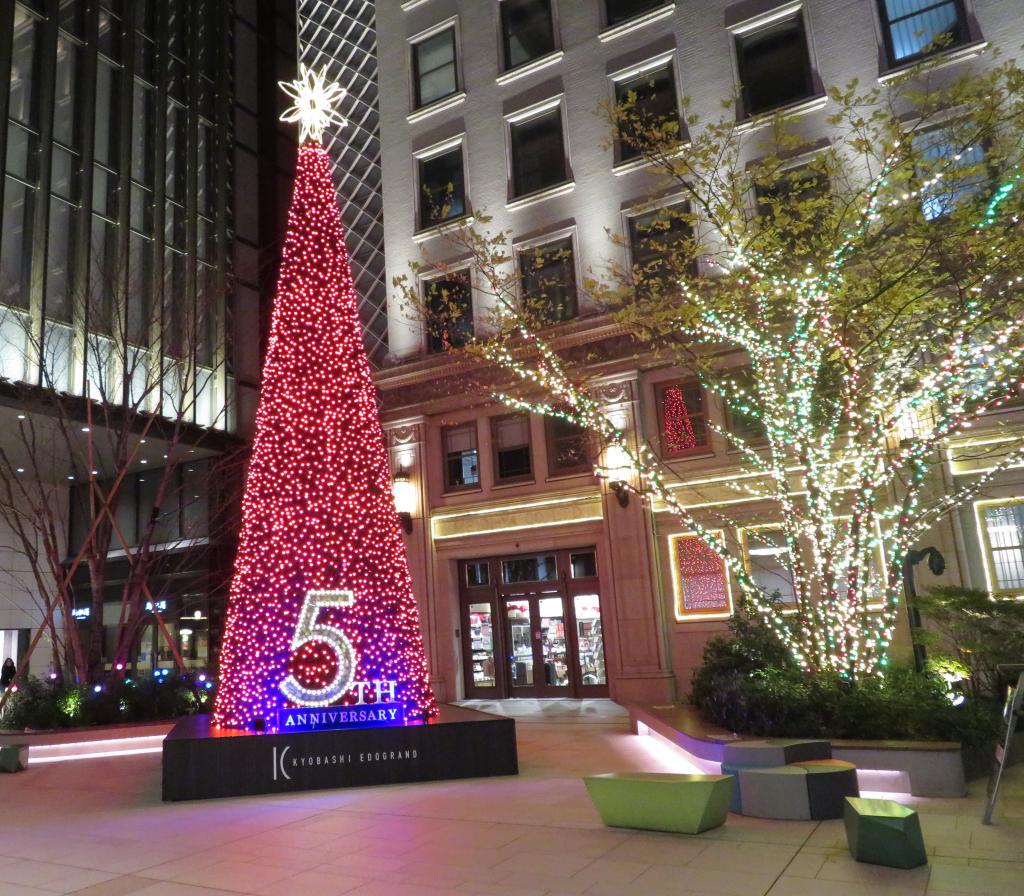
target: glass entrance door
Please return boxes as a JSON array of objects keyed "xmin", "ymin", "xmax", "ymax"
[{"xmin": 504, "ymin": 596, "xmax": 571, "ymax": 696}]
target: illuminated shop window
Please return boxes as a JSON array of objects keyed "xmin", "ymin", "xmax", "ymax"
[
  {"xmin": 741, "ymin": 526, "xmax": 797, "ymax": 605},
  {"xmin": 669, "ymin": 532, "xmax": 733, "ymax": 621}
]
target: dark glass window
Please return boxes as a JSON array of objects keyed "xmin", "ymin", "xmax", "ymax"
[
  {"xmin": 413, "ymin": 28, "xmax": 458, "ymax": 109},
  {"xmin": 510, "ymin": 107, "xmax": 567, "ymax": 197},
  {"xmin": 425, "ymin": 273, "xmax": 473, "ymax": 352},
  {"xmin": 502, "ymin": 553, "xmax": 556, "ymax": 583},
  {"xmin": 736, "ymin": 17, "xmax": 814, "ymax": 117},
  {"xmin": 443, "ymin": 423, "xmax": 479, "ymax": 490},
  {"xmin": 54, "ymin": 36, "xmax": 82, "ymax": 148},
  {"xmin": 9, "ymin": 8, "xmax": 41, "ymax": 128},
  {"xmin": 628, "ymin": 202, "xmax": 693, "ymax": 286},
  {"xmin": 418, "ymin": 146, "xmax": 466, "ymax": 229},
  {"xmin": 492, "ymin": 414, "xmax": 532, "ymax": 482},
  {"xmin": 570, "ymin": 551, "xmax": 598, "ymax": 578},
  {"xmin": 466, "ymin": 561, "xmax": 490, "ymax": 587},
  {"xmin": 45, "ymin": 198, "xmax": 76, "ymax": 323},
  {"xmin": 501, "ymin": 0, "xmax": 556, "ymax": 71},
  {"xmin": 614, "ymin": 64, "xmax": 678, "ymax": 162},
  {"xmin": 545, "ymin": 416, "xmax": 591, "ymax": 476},
  {"xmin": 878, "ymin": 0, "xmax": 967, "ymax": 66},
  {"xmin": 913, "ymin": 126, "xmax": 987, "ymax": 221},
  {"xmin": 605, "ymin": 0, "xmax": 665, "ymax": 28},
  {"xmin": 519, "ymin": 237, "xmax": 577, "ymax": 324},
  {"xmin": 0, "ymin": 177, "xmax": 35, "ymax": 308},
  {"xmin": 657, "ymin": 382, "xmax": 709, "ymax": 456},
  {"xmin": 94, "ymin": 59, "xmax": 121, "ymax": 171}
]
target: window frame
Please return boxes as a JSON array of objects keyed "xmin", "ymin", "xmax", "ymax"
[
  {"xmin": 876, "ymin": 0, "xmax": 969, "ymax": 70},
  {"xmin": 413, "ymin": 135, "xmax": 469, "ymax": 233},
  {"xmin": 975, "ymin": 497, "xmax": 1024, "ymax": 598},
  {"xmin": 610, "ymin": 55, "xmax": 681, "ymax": 166},
  {"xmin": 491, "ymin": 412, "xmax": 534, "ymax": 485},
  {"xmin": 738, "ymin": 524, "xmax": 799, "ymax": 609},
  {"xmin": 732, "ymin": 9, "xmax": 816, "ymax": 119},
  {"xmin": 655, "ymin": 379, "xmax": 712, "ymax": 459},
  {"xmin": 499, "ymin": 0, "xmax": 559, "ymax": 75},
  {"xmin": 505, "ymin": 96, "xmax": 571, "ymax": 201},
  {"xmin": 624, "ymin": 197, "xmax": 695, "ymax": 286},
  {"xmin": 421, "ymin": 266, "xmax": 474, "ymax": 354},
  {"xmin": 514, "ymin": 229, "xmax": 580, "ymax": 326},
  {"xmin": 544, "ymin": 414, "xmax": 593, "ymax": 478},
  {"xmin": 910, "ymin": 121, "xmax": 990, "ymax": 222},
  {"xmin": 603, "ymin": 0, "xmax": 673, "ymax": 31},
  {"xmin": 668, "ymin": 530, "xmax": 734, "ymax": 622},
  {"xmin": 409, "ymin": 18, "xmax": 461, "ymax": 112},
  {"xmin": 441, "ymin": 421, "xmax": 481, "ymax": 493}
]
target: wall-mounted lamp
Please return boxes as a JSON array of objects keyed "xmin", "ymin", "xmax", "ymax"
[
  {"xmin": 597, "ymin": 444, "xmax": 632, "ymax": 509},
  {"xmin": 392, "ymin": 468, "xmax": 416, "ymax": 533}
]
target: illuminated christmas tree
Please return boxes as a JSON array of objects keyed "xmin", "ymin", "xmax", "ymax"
[{"xmin": 214, "ymin": 67, "xmax": 437, "ymax": 729}]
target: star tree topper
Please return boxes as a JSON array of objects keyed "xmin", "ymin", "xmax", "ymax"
[{"xmin": 279, "ymin": 63, "xmax": 347, "ymax": 143}]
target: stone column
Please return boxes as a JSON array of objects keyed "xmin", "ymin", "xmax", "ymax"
[
  {"xmin": 594, "ymin": 375, "xmax": 676, "ymax": 705},
  {"xmin": 384, "ymin": 417, "xmax": 447, "ymax": 701}
]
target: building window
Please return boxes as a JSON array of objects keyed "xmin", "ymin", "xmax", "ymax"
[
  {"xmin": 412, "ymin": 26, "xmax": 458, "ymax": 109},
  {"xmin": 614, "ymin": 62, "xmax": 679, "ymax": 163},
  {"xmin": 424, "ymin": 272, "xmax": 473, "ymax": 353},
  {"xmin": 570, "ymin": 550, "xmax": 598, "ymax": 578},
  {"xmin": 657, "ymin": 381, "xmax": 709, "ymax": 457},
  {"xmin": 502, "ymin": 553, "xmax": 556, "ymax": 583},
  {"xmin": 466, "ymin": 561, "xmax": 490, "ymax": 587},
  {"xmin": 742, "ymin": 527, "xmax": 797, "ymax": 605},
  {"xmin": 913, "ymin": 126, "xmax": 987, "ymax": 221},
  {"xmin": 509, "ymin": 105, "xmax": 568, "ymax": 198},
  {"xmin": 669, "ymin": 532, "xmax": 733, "ymax": 620},
  {"xmin": 501, "ymin": 0, "xmax": 556, "ymax": 72},
  {"xmin": 724, "ymin": 370, "xmax": 766, "ymax": 443},
  {"xmin": 605, "ymin": 0, "xmax": 666, "ymax": 29},
  {"xmin": 518, "ymin": 236, "xmax": 577, "ymax": 324},
  {"xmin": 442, "ymin": 422, "xmax": 479, "ymax": 491},
  {"xmin": 735, "ymin": 14, "xmax": 814, "ymax": 117},
  {"xmin": 492, "ymin": 413, "xmax": 532, "ymax": 482},
  {"xmin": 980, "ymin": 501, "xmax": 1024, "ymax": 593},
  {"xmin": 628, "ymin": 201, "xmax": 693, "ymax": 286},
  {"xmin": 417, "ymin": 145, "xmax": 466, "ymax": 230},
  {"xmin": 545, "ymin": 416, "xmax": 592, "ymax": 476},
  {"xmin": 878, "ymin": 0, "xmax": 967, "ymax": 67}
]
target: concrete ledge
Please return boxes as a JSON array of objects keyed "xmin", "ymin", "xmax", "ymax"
[
  {"xmin": 628, "ymin": 703, "xmax": 966, "ymax": 798},
  {"xmin": 0, "ymin": 721, "xmax": 174, "ymax": 747}
]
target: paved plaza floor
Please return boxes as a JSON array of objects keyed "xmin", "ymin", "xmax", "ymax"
[{"xmin": 0, "ymin": 700, "xmax": 1020, "ymax": 896}]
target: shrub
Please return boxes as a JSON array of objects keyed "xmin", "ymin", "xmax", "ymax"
[
  {"xmin": 691, "ymin": 607, "xmax": 1001, "ymax": 750},
  {"xmin": 1, "ymin": 675, "xmax": 214, "ymax": 731},
  {"xmin": 910, "ymin": 585, "xmax": 1024, "ymax": 700}
]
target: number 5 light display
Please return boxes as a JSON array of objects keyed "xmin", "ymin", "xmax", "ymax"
[{"xmin": 212, "ymin": 67, "xmax": 438, "ymax": 730}]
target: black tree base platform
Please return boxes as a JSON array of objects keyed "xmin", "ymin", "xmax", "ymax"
[{"xmin": 162, "ymin": 704, "xmax": 518, "ymax": 801}]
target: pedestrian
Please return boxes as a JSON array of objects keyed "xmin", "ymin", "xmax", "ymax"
[{"xmin": 0, "ymin": 657, "xmax": 15, "ymax": 689}]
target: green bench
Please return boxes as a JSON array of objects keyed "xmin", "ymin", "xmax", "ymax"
[
  {"xmin": 584, "ymin": 772, "xmax": 733, "ymax": 834},
  {"xmin": 844, "ymin": 797, "xmax": 927, "ymax": 869}
]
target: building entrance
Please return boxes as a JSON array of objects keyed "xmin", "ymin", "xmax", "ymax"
[{"xmin": 459, "ymin": 548, "xmax": 608, "ymax": 699}]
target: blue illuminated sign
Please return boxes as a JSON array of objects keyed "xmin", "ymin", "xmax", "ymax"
[{"xmin": 279, "ymin": 703, "xmax": 406, "ymax": 732}]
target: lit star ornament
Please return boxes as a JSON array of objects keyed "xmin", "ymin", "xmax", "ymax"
[{"xmin": 279, "ymin": 64, "xmax": 347, "ymax": 143}]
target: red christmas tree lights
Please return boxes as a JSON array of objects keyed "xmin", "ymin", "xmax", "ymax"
[
  {"xmin": 213, "ymin": 140, "xmax": 437, "ymax": 729},
  {"xmin": 664, "ymin": 386, "xmax": 698, "ymax": 452}
]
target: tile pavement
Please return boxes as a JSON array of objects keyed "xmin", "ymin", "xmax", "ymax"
[{"xmin": 0, "ymin": 699, "xmax": 1020, "ymax": 896}]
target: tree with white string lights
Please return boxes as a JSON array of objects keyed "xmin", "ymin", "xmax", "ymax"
[{"xmin": 401, "ymin": 57, "xmax": 1024, "ymax": 679}]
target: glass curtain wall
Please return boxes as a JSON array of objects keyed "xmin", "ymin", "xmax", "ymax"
[{"xmin": 0, "ymin": 0, "xmax": 233, "ymax": 429}]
